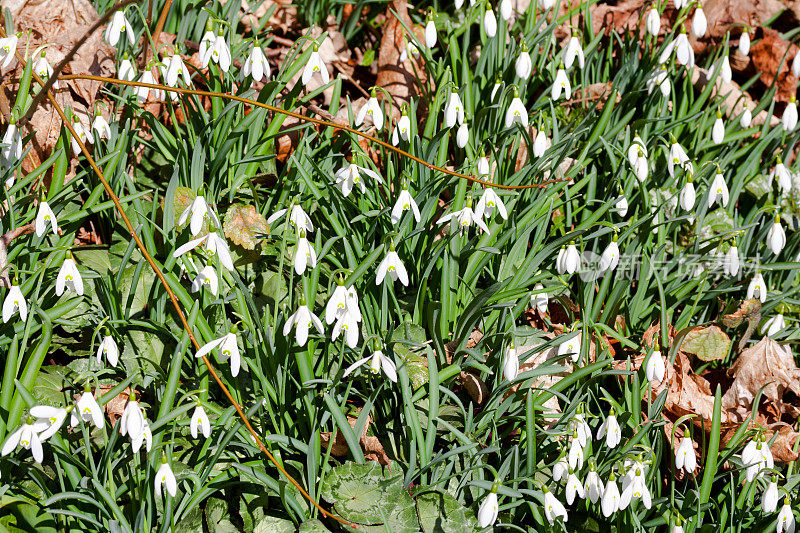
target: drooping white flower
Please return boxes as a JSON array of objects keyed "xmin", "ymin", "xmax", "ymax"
[
  {"xmin": 56, "ymin": 257, "xmax": 84, "ymax": 296},
  {"xmin": 628, "ymin": 136, "xmax": 648, "ymax": 182},
  {"xmin": 564, "ymin": 37, "xmax": 585, "ymax": 69},
  {"xmin": 164, "ymin": 54, "xmax": 191, "ymax": 101},
  {"xmin": 675, "ymin": 436, "xmax": 696, "ymax": 473},
  {"xmin": 645, "ymin": 8, "xmax": 661, "ymax": 36},
  {"xmin": 740, "ymin": 102, "xmax": 752, "ymax": 128},
  {"xmin": 544, "ymin": 487, "xmax": 568, "ymax": 524},
  {"xmin": 739, "ymin": 32, "xmax": 751, "ymax": 56},
  {"xmin": 425, "ymin": 18, "xmax": 437, "ymax": 48},
  {"xmin": 646, "ymin": 65, "xmax": 670, "ymax": 97},
  {"xmin": 456, "ymin": 123, "xmax": 469, "ymax": 148},
  {"xmin": 724, "ymin": 245, "xmax": 739, "ymax": 277},
  {"xmin": 556, "ymin": 244, "xmax": 580, "ymax": 275},
  {"xmin": 135, "ymin": 69, "xmax": 162, "ymax": 101},
  {"xmin": 794, "ymin": 53, "xmax": 800, "ymax": 78},
  {"xmin": 645, "ymin": 350, "xmax": 665, "ymax": 384},
  {"xmin": 294, "ymin": 231, "xmax": 317, "ymax": 275},
  {"xmin": 1, "ymin": 122, "xmax": 22, "ymax": 169},
  {"xmin": 600, "ymin": 240, "xmax": 620, "ymax": 272},
  {"xmin": 438, "ymin": 203, "xmax": 491, "ymax": 234},
  {"xmin": 104, "ymin": 10, "xmax": 135, "ymax": 47},
  {"xmin": 777, "ymin": 500, "xmax": 795, "ymax": 533},
  {"xmin": 120, "ymin": 395, "xmax": 145, "ymax": 441},
  {"xmin": 92, "ymin": 112, "xmax": 111, "ymax": 140},
  {"xmin": 533, "ymin": 129, "xmax": 548, "ymax": 157},
  {"xmin": 762, "ymin": 314, "xmax": 786, "ymax": 337},
  {"xmin": 772, "ymin": 161, "xmax": 793, "ymax": 196},
  {"xmin": 35, "ymin": 201, "xmax": 58, "ymax": 237},
  {"xmin": 283, "ymin": 299, "xmax": 324, "ymax": 346},
  {"xmin": 199, "ymin": 28, "xmax": 214, "ymax": 64},
  {"xmin": 33, "ymin": 51, "xmax": 59, "ymax": 89},
  {"xmin": 597, "ymin": 410, "xmax": 621, "ymax": 448},
  {"xmin": 179, "ymin": 194, "xmax": 218, "ymax": 236},
  {"xmin": 712, "ymin": 114, "xmax": 725, "ymax": 144},
  {"xmin": 783, "ymin": 97, "xmax": 798, "ymax": 132},
  {"xmin": 553, "ymin": 457, "xmax": 569, "ymax": 482},
  {"xmin": 202, "ymin": 32, "xmax": 231, "ymax": 72},
  {"xmin": 335, "ymin": 163, "xmax": 383, "ymax": 197},
  {"xmin": 619, "ymin": 466, "xmax": 652, "ymax": 510},
  {"xmin": 155, "ymin": 459, "xmax": 178, "ymax": 497},
  {"xmin": 97, "ymin": 335, "xmax": 119, "ymax": 367},
  {"xmin": 244, "ymin": 45, "xmax": 270, "ymax": 82},
  {"xmin": 531, "ymin": 284, "xmax": 548, "ymax": 313},
  {"xmin": 516, "ymin": 45, "xmax": 532, "ymax": 79},
  {"xmin": 392, "ymin": 113, "xmax": 412, "ymax": 145},
  {"xmin": 601, "ymin": 473, "xmax": 620, "ymax": 517},
  {"xmin": 680, "ymin": 180, "xmax": 696, "ymax": 211},
  {"xmin": 500, "ymin": 0, "xmax": 513, "ymax": 20},
  {"xmin": 302, "ymin": 47, "xmax": 330, "ymax": 87},
  {"xmin": 614, "ymin": 195, "xmax": 629, "ymax": 217},
  {"xmin": 767, "ymin": 217, "xmax": 786, "ymax": 256},
  {"xmin": 443, "ymin": 91, "xmax": 465, "ymax": 129},
  {"xmin": 173, "ymin": 231, "xmax": 234, "ymax": 272},
  {"xmin": 568, "ymin": 435, "xmax": 584, "ymax": 470},
  {"xmin": 30, "ymin": 405, "xmax": 67, "ymax": 441},
  {"xmin": 552, "ymin": 67, "xmax": 571, "ymax": 101},
  {"xmin": 668, "ymin": 141, "xmax": 691, "ymax": 179},
  {"xmin": 131, "ymin": 418, "xmax": 152, "ymax": 453},
  {"xmin": 475, "ymin": 188, "xmax": 508, "ymax": 221},
  {"xmin": 747, "ymin": 273, "xmax": 768, "ymax": 302},
  {"xmin": 118, "ymin": 57, "xmax": 136, "ymax": 81},
  {"xmin": 195, "ymin": 332, "xmax": 241, "ymax": 376},
  {"xmin": 1, "ymin": 419, "xmax": 47, "ymax": 463},
  {"xmin": 0, "ymin": 33, "xmax": 19, "ymax": 71},
  {"xmin": 503, "ymin": 344, "xmax": 519, "ymax": 381},
  {"xmin": 483, "ymin": 6, "xmax": 497, "ymax": 38},
  {"xmin": 708, "ymin": 172, "xmax": 729, "ymax": 208},
  {"xmin": 2, "ymin": 285, "xmax": 27, "ymax": 323},
  {"xmin": 708, "ymin": 55, "xmax": 733, "ymax": 83},
  {"xmin": 190, "ymin": 404, "xmax": 211, "ymax": 439},
  {"xmin": 477, "ymin": 155, "xmax": 490, "ymax": 177},
  {"xmin": 343, "ymin": 349, "xmax": 397, "ymax": 382},
  {"xmin": 505, "ymin": 95, "xmax": 528, "ymax": 128},
  {"xmin": 331, "ymin": 289, "xmax": 361, "ymax": 349},
  {"xmin": 660, "ymin": 30, "xmax": 694, "ymax": 67},
  {"xmin": 477, "ymin": 490, "xmax": 499, "ymax": 527},
  {"xmin": 742, "ymin": 438, "xmax": 774, "ymax": 482},
  {"xmin": 692, "ymin": 6, "xmax": 707, "ymax": 37},
  {"xmin": 326, "ymin": 282, "xmax": 349, "ymax": 325},
  {"xmin": 763, "ymin": 479, "xmax": 779, "ymax": 513},
  {"xmin": 391, "ymin": 187, "xmax": 420, "ymax": 224},
  {"xmin": 376, "ymin": 245, "xmax": 409, "ymax": 286},
  {"xmin": 584, "ymin": 467, "xmax": 604, "ymax": 504},
  {"xmin": 356, "ymin": 95, "xmax": 384, "ymax": 130},
  {"xmin": 70, "ymin": 390, "xmax": 105, "ymax": 429},
  {"xmin": 191, "ymin": 265, "xmax": 219, "ymax": 295},
  {"xmin": 565, "ymin": 470, "xmax": 585, "ymax": 505}
]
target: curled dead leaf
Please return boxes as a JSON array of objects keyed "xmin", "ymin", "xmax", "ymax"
[{"xmin": 223, "ymin": 204, "xmax": 269, "ymax": 250}]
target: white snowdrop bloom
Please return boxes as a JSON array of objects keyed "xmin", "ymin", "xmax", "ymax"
[
  {"xmin": 747, "ymin": 273, "xmax": 768, "ymax": 302},
  {"xmin": 356, "ymin": 95, "xmax": 384, "ymax": 130},
  {"xmin": 614, "ymin": 195, "xmax": 629, "ymax": 217},
  {"xmin": 505, "ymin": 96, "xmax": 528, "ymax": 128},
  {"xmin": 92, "ymin": 112, "xmax": 111, "ymax": 140},
  {"xmin": 712, "ymin": 114, "xmax": 725, "ymax": 144},
  {"xmin": 600, "ymin": 240, "xmax": 620, "ymax": 272},
  {"xmin": 343, "ymin": 349, "xmax": 397, "ymax": 382},
  {"xmin": 556, "ymin": 243, "xmax": 580, "ymax": 275},
  {"xmin": 739, "ymin": 32, "xmax": 751, "ymax": 56},
  {"xmin": 325, "ymin": 282, "xmax": 349, "ymax": 325},
  {"xmin": 584, "ymin": 467, "xmax": 604, "ymax": 503},
  {"xmin": 443, "ymin": 91, "xmax": 465, "ymax": 128},
  {"xmin": 692, "ymin": 6, "xmax": 707, "ymax": 37},
  {"xmin": 708, "ymin": 172, "xmax": 729, "ymax": 208},
  {"xmin": 179, "ymin": 194, "xmax": 218, "ymax": 236},
  {"xmin": 269, "ymin": 204, "xmax": 315, "ymax": 234},
  {"xmin": 173, "ymin": 231, "xmax": 234, "ymax": 272},
  {"xmin": 553, "ymin": 457, "xmax": 569, "ymax": 482},
  {"xmin": 104, "ymin": 10, "xmax": 135, "ymax": 47},
  {"xmin": 645, "ymin": 350, "xmax": 665, "ymax": 384},
  {"xmin": 491, "ymin": 80, "xmax": 502, "ymax": 102},
  {"xmin": 762, "ymin": 480, "xmax": 779, "ymax": 513},
  {"xmin": 438, "ymin": 203, "xmax": 491, "ymax": 234},
  {"xmin": 565, "ymin": 37, "xmax": 585, "ymax": 69},
  {"xmin": 69, "ymin": 115, "xmax": 91, "ymax": 152},
  {"xmin": 455, "ymin": 0, "xmax": 464, "ymax": 8},
  {"xmin": 56, "ymin": 257, "xmax": 84, "ymax": 296},
  {"xmin": 190, "ymin": 265, "xmax": 219, "ymax": 295},
  {"xmin": 762, "ymin": 314, "xmax": 786, "ymax": 337},
  {"xmin": 767, "ymin": 217, "xmax": 786, "ymax": 256},
  {"xmin": 573, "ymin": 412, "xmax": 592, "ymax": 448},
  {"xmin": 3, "ymin": 285, "xmax": 27, "ymax": 323},
  {"xmin": 391, "ymin": 187, "xmax": 420, "ymax": 224},
  {"xmin": 120, "ymin": 396, "xmax": 145, "ymax": 441},
  {"xmin": 647, "ymin": 65, "xmax": 670, "ymax": 97},
  {"xmin": 660, "ymin": 31, "xmax": 693, "ymax": 67},
  {"xmin": 783, "ymin": 97, "xmax": 798, "ymax": 132},
  {"xmin": 619, "ymin": 466, "xmax": 651, "ymax": 510},
  {"xmin": 131, "ymin": 418, "xmax": 152, "ymax": 453},
  {"xmin": 680, "ymin": 180, "xmax": 696, "ymax": 211},
  {"xmin": 711, "ymin": 55, "xmax": 732, "ymax": 83},
  {"xmin": 425, "ymin": 19, "xmax": 437, "ymax": 49},
  {"xmin": 294, "ymin": 232, "xmax": 317, "ymax": 275},
  {"xmin": 596, "ymin": 410, "xmax": 621, "ymax": 448},
  {"xmin": 199, "ymin": 29, "xmax": 214, "ymax": 65},
  {"xmin": 552, "ymin": 67, "xmax": 571, "ymax": 101},
  {"xmin": 1, "ymin": 419, "xmax": 47, "ymax": 463},
  {"xmin": 668, "ymin": 141, "xmax": 691, "ymax": 179},
  {"xmin": 601, "ymin": 473, "xmax": 620, "ymax": 517},
  {"xmin": 794, "ymin": 53, "xmax": 800, "ymax": 78},
  {"xmin": 533, "ymin": 129, "xmax": 548, "ymax": 158},
  {"xmin": 483, "ymin": 6, "xmax": 497, "ymax": 38},
  {"xmin": 456, "ymin": 123, "xmax": 469, "ymax": 148},
  {"xmin": 195, "ymin": 332, "xmax": 241, "ymax": 376},
  {"xmin": 568, "ymin": 436, "xmax": 584, "ymax": 469},
  {"xmin": 392, "ymin": 114, "xmax": 412, "ymax": 145},
  {"xmin": 35, "ymin": 201, "xmax": 58, "ymax": 237},
  {"xmin": 331, "ymin": 305, "xmax": 360, "ymax": 348},
  {"xmin": 30, "ymin": 405, "xmax": 67, "ymax": 441},
  {"xmin": 165, "ymin": 54, "xmax": 191, "ymax": 101},
  {"xmin": 742, "ymin": 438, "xmax": 774, "ymax": 482},
  {"xmin": 190, "ymin": 404, "xmax": 211, "ymax": 439},
  {"xmin": 118, "ymin": 57, "xmax": 136, "ymax": 81},
  {"xmin": 376, "ymin": 245, "xmax": 409, "ymax": 286},
  {"xmin": 645, "ymin": 8, "xmax": 661, "ymax": 36},
  {"xmin": 399, "ymin": 40, "xmax": 420, "ymax": 63},
  {"xmin": 628, "ymin": 136, "xmax": 648, "ymax": 182},
  {"xmin": 477, "ymin": 490, "xmax": 499, "ymax": 527},
  {"xmin": 740, "ymin": 102, "xmax": 752, "ymax": 128},
  {"xmin": 302, "ymin": 48, "xmax": 330, "ymax": 87},
  {"xmin": 71, "ymin": 390, "xmax": 105, "ymax": 429},
  {"xmin": 777, "ymin": 500, "xmax": 795, "ymax": 533},
  {"xmin": 283, "ymin": 300, "xmax": 324, "ymax": 347},
  {"xmin": 155, "ymin": 459, "xmax": 178, "ymax": 498},
  {"xmin": 1, "ymin": 122, "xmax": 22, "ymax": 170},
  {"xmin": 97, "ymin": 335, "xmax": 119, "ymax": 367},
  {"xmin": 531, "ymin": 284, "xmax": 548, "ymax": 313},
  {"xmin": 542, "ymin": 0, "xmax": 555, "ymax": 7},
  {"xmin": 566, "ymin": 471, "xmax": 585, "ymax": 505},
  {"xmin": 543, "ymin": 487, "xmax": 568, "ymax": 524},
  {"xmin": 0, "ymin": 33, "xmax": 18, "ymax": 71},
  {"xmin": 772, "ymin": 161, "xmax": 793, "ymax": 195},
  {"xmin": 503, "ymin": 344, "xmax": 519, "ymax": 381},
  {"xmin": 724, "ymin": 245, "xmax": 739, "ymax": 277},
  {"xmin": 500, "ymin": 0, "xmax": 513, "ymax": 20},
  {"xmin": 33, "ymin": 51, "xmax": 59, "ymax": 89},
  {"xmin": 476, "ymin": 188, "xmax": 508, "ymax": 221},
  {"xmin": 200, "ymin": 32, "xmax": 231, "ymax": 72},
  {"xmin": 136, "ymin": 69, "xmax": 162, "ymax": 101},
  {"xmin": 477, "ymin": 154, "xmax": 490, "ymax": 177},
  {"xmin": 244, "ymin": 45, "xmax": 270, "ymax": 82},
  {"xmin": 675, "ymin": 436, "xmax": 696, "ymax": 473},
  {"xmin": 516, "ymin": 46, "xmax": 532, "ymax": 79}
]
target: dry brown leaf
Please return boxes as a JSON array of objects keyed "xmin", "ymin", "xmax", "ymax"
[
  {"xmin": 223, "ymin": 204, "xmax": 269, "ymax": 250},
  {"xmin": 238, "ymin": 0, "xmax": 299, "ymax": 34},
  {"xmin": 99, "ymin": 386, "xmax": 130, "ymax": 426},
  {"xmin": 460, "ymin": 371, "xmax": 488, "ymax": 405},
  {"xmin": 320, "ymin": 413, "xmax": 391, "ymax": 465},
  {"xmin": 749, "ymin": 28, "xmax": 799, "ymax": 103}
]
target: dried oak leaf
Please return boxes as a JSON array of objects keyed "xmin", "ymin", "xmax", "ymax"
[
  {"xmin": 680, "ymin": 325, "xmax": 731, "ymax": 362},
  {"xmin": 223, "ymin": 204, "xmax": 269, "ymax": 250},
  {"xmin": 320, "ymin": 413, "xmax": 391, "ymax": 465},
  {"xmin": 749, "ymin": 28, "xmax": 799, "ymax": 103}
]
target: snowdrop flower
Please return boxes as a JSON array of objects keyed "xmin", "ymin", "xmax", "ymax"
[
  {"xmin": 647, "ymin": 64, "xmax": 670, "ymax": 97},
  {"xmin": 1, "ymin": 418, "xmax": 46, "ymax": 463},
  {"xmin": 268, "ymin": 204, "xmax": 314, "ymax": 234},
  {"xmin": 302, "ymin": 45, "xmax": 330, "ymax": 87},
  {"xmin": 565, "ymin": 37, "xmax": 585, "ymax": 69},
  {"xmin": 544, "ymin": 487, "xmax": 568, "ymax": 524},
  {"xmin": 376, "ymin": 243, "xmax": 409, "ymax": 286},
  {"xmin": 772, "ymin": 159, "xmax": 793, "ymax": 195},
  {"xmin": 477, "ymin": 154, "xmax": 490, "ymax": 177},
  {"xmin": 69, "ymin": 113, "xmax": 91, "ymax": 152},
  {"xmin": 708, "ymin": 55, "xmax": 733, "ymax": 83},
  {"xmin": 191, "ymin": 265, "xmax": 219, "ymax": 295},
  {"xmin": 777, "ymin": 499, "xmax": 795, "ymax": 533},
  {"xmin": 195, "ymin": 332, "xmax": 241, "ymax": 376},
  {"xmin": 391, "ymin": 112, "xmax": 412, "ymax": 145},
  {"xmin": 120, "ymin": 393, "xmax": 145, "ymax": 441},
  {"xmin": 3, "ymin": 285, "xmax": 27, "ymax": 323},
  {"xmin": 203, "ymin": 31, "xmax": 231, "ymax": 72},
  {"xmin": 438, "ymin": 199, "xmax": 491, "ymax": 234},
  {"xmin": 335, "ymin": 162, "xmax": 383, "ymax": 197},
  {"xmin": 173, "ymin": 231, "xmax": 234, "ymax": 272},
  {"xmin": 476, "ymin": 188, "xmax": 508, "ymax": 221},
  {"xmin": 56, "ymin": 256, "xmax": 84, "ymax": 296},
  {"xmin": 680, "ymin": 178, "xmax": 696, "ymax": 211},
  {"xmin": 675, "ymin": 436, "xmax": 696, "ymax": 473},
  {"xmin": 794, "ymin": 53, "xmax": 800, "ymax": 78},
  {"xmin": 30, "ymin": 405, "xmax": 67, "ymax": 441},
  {"xmin": 542, "ymin": 0, "xmax": 556, "ymax": 7},
  {"xmin": 164, "ymin": 54, "xmax": 191, "ymax": 101},
  {"xmin": 614, "ymin": 195, "xmax": 629, "ymax": 217},
  {"xmin": 92, "ymin": 111, "xmax": 111, "ymax": 140},
  {"xmin": 762, "ymin": 314, "xmax": 786, "ymax": 337},
  {"xmin": 391, "ymin": 186, "xmax": 420, "ymax": 224},
  {"xmin": 516, "ymin": 43, "xmax": 532, "ymax": 79},
  {"xmin": 118, "ymin": 55, "xmax": 136, "ymax": 81},
  {"xmin": 483, "ymin": 4, "xmax": 497, "ymax": 38},
  {"xmin": 198, "ymin": 25, "xmax": 214, "ymax": 62},
  {"xmin": 294, "ymin": 231, "xmax": 317, "ymax": 275},
  {"xmin": 505, "ymin": 91, "xmax": 528, "ymax": 128},
  {"xmin": 724, "ymin": 244, "xmax": 740, "ymax": 277},
  {"xmin": 325, "ymin": 281, "xmax": 349, "ymax": 325},
  {"xmin": 456, "ymin": 122, "xmax": 469, "ymax": 148},
  {"xmin": 740, "ymin": 102, "xmax": 752, "ymax": 128},
  {"xmin": 748, "ymin": 273, "xmax": 768, "ymax": 302},
  {"xmin": 597, "ymin": 409, "xmax": 621, "ymax": 448},
  {"xmin": 503, "ymin": 344, "xmax": 519, "ymax": 381},
  {"xmin": 356, "ymin": 92, "xmax": 384, "ymax": 130},
  {"xmin": 742, "ymin": 436, "xmax": 774, "ymax": 482},
  {"xmin": 179, "ymin": 193, "xmax": 218, "ymax": 236},
  {"xmin": 155, "ymin": 458, "xmax": 178, "ymax": 497},
  {"xmin": 645, "ymin": 8, "xmax": 661, "ymax": 36},
  {"xmin": 600, "ymin": 238, "xmax": 620, "ymax": 272},
  {"xmin": 331, "ymin": 297, "xmax": 361, "ymax": 348},
  {"xmin": 243, "ymin": 44, "xmax": 270, "ymax": 82},
  {"xmin": 35, "ymin": 201, "xmax": 58, "ymax": 237},
  {"xmin": 645, "ymin": 350, "xmax": 665, "ymax": 384},
  {"xmin": 33, "ymin": 50, "xmax": 59, "ymax": 89},
  {"xmin": 552, "ymin": 65, "xmax": 571, "ymax": 101},
  {"xmin": 619, "ymin": 465, "xmax": 651, "ymax": 510},
  {"xmin": 0, "ymin": 33, "xmax": 18, "ymax": 71},
  {"xmin": 283, "ymin": 296, "xmax": 324, "ymax": 346},
  {"xmin": 762, "ymin": 478, "xmax": 779, "ymax": 513},
  {"xmin": 553, "ymin": 457, "xmax": 569, "ymax": 482},
  {"xmin": 739, "ymin": 31, "xmax": 751, "ymax": 56},
  {"xmin": 568, "ymin": 435, "xmax": 585, "ymax": 469},
  {"xmin": 533, "ymin": 129, "xmax": 548, "ymax": 158},
  {"xmin": 767, "ymin": 216, "xmax": 786, "ymax": 256},
  {"xmin": 667, "ymin": 140, "xmax": 691, "ymax": 179},
  {"xmin": 783, "ymin": 96, "xmax": 797, "ymax": 132},
  {"xmin": 708, "ymin": 171, "xmax": 729, "ymax": 208},
  {"xmin": 531, "ymin": 284, "xmax": 548, "ymax": 313},
  {"xmin": 104, "ymin": 10, "xmax": 135, "ymax": 47},
  {"xmin": 129, "ymin": 418, "xmax": 152, "ymax": 453},
  {"xmin": 425, "ymin": 15, "xmax": 437, "ymax": 48},
  {"xmin": 602, "ymin": 472, "xmax": 620, "ymax": 517},
  {"xmin": 500, "ymin": 0, "xmax": 513, "ymax": 19},
  {"xmin": 628, "ymin": 136, "xmax": 648, "ymax": 182},
  {"xmin": 660, "ymin": 28, "xmax": 694, "ymax": 67},
  {"xmin": 343, "ymin": 347, "xmax": 397, "ymax": 382},
  {"xmin": 565, "ymin": 470, "xmax": 585, "ymax": 505},
  {"xmin": 584, "ymin": 464, "xmax": 605, "ymax": 503},
  {"xmin": 97, "ymin": 334, "xmax": 119, "ymax": 367},
  {"xmin": 1, "ymin": 120, "xmax": 22, "ymax": 170},
  {"xmin": 556, "ymin": 243, "xmax": 580, "ymax": 275},
  {"xmin": 692, "ymin": 5, "xmax": 707, "ymax": 37},
  {"xmin": 477, "ymin": 488, "xmax": 499, "ymax": 528},
  {"xmin": 399, "ymin": 39, "xmax": 420, "ymax": 63},
  {"xmin": 712, "ymin": 112, "xmax": 725, "ymax": 144},
  {"xmin": 443, "ymin": 91, "xmax": 465, "ymax": 128},
  {"xmin": 71, "ymin": 389, "xmax": 104, "ymax": 429},
  {"xmin": 136, "ymin": 69, "xmax": 162, "ymax": 101},
  {"xmin": 190, "ymin": 404, "xmax": 211, "ymax": 439}
]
